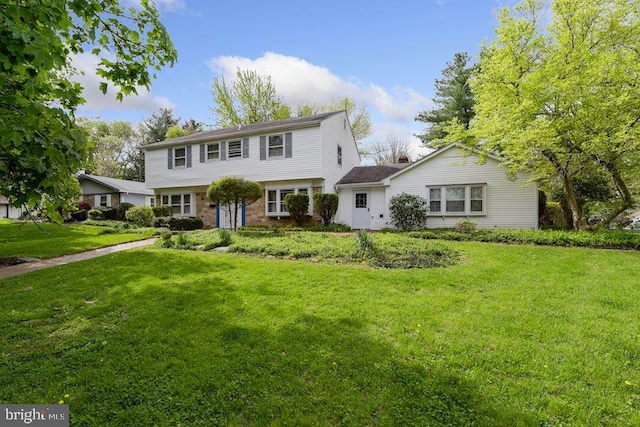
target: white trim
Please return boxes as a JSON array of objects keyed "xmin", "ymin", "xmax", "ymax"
[
  {"xmin": 267, "ymin": 134, "xmax": 284, "ymax": 159},
  {"xmin": 160, "ymin": 192, "xmax": 195, "ymax": 216},
  {"xmin": 264, "ymin": 186, "xmax": 312, "ymax": 217},
  {"xmin": 426, "ymin": 184, "xmax": 487, "ymax": 216}
]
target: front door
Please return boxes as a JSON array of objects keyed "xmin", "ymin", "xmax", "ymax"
[
  {"xmin": 217, "ymin": 202, "xmax": 245, "ymax": 229},
  {"xmin": 352, "ymin": 191, "xmax": 370, "ymax": 229}
]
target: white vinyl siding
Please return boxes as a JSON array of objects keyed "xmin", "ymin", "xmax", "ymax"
[
  {"xmin": 384, "ymin": 146, "xmax": 537, "ymax": 229},
  {"xmin": 145, "ymin": 126, "xmax": 328, "ymax": 189}
]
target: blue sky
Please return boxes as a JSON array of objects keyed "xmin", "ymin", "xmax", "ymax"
[{"xmin": 75, "ymin": 0, "xmax": 519, "ymax": 156}]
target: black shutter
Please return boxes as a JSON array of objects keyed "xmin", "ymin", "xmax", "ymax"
[
  {"xmin": 260, "ymin": 136, "xmax": 266, "ymax": 160},
  {"xmin": 285, "ymin": 132, "xmax": 292, "ymax": 158},
  {"xmin": 186, "ymin": 146, "xmax": 192, "ymax": 168},
  {"xmin": 200, "ymin": 144, "xmax": 205, "ymax": 163},
  {"xmin": 167, "ymin": 148, "xmax": 173, "ymax": 169},
  {"xmin": 243, "ymin": 138, "xmax": 249, "ymax": 158},
  {"xmin": 220, "ymin": 141, "xmax": 227, "ymax": 161}
]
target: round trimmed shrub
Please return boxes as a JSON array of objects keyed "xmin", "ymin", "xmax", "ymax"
[
  {"xmin": 152, "ymin": 205, "xmax": 172, "ymax": 217},
  {"xmin": 389, "ymin": 192, "xmax": 428, "ymax": 231},
  {"xmin": 88, "ymin": 208, "xmax": 104, "ymax": 220},
  {"xmin": 125, "ymin": 206, "xmax": 155, "ymax": 227}
]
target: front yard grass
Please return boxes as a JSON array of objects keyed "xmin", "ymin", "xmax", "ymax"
[
  {"xmin": 0, "ymin": 219, "xmax": 156, "ymax": 259},
  {"xmin": 1, "ymin": 241, "xmax": 639, "ymax": 425}
]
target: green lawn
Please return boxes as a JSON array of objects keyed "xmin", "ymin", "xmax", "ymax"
[
  {"xmin": 1, "ymin": 242, "xmax": 639, "ymax": 425},
  {"xmin": 0, "ymin": 219, "xmax": 155, "ymax": 259}
]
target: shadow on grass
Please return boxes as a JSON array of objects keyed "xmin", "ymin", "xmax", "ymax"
[{"xmin": 0, "ymin": 250, "xmax": 519, "ymax": 426}]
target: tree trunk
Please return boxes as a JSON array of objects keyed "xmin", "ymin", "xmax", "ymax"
[
  {"xmin": 597, "ymin": 161, "xmax": 634, "ymax": 229},
  {"xmin": 561, "ymin": 173, "xmax": 585, "ymax": 230}
]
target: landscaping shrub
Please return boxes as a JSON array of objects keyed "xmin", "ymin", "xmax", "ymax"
[
  {"xmin": 355, "ymin": 230, "xmax": 376, "ymax": 259},
  {"xmin": 70, "ymin": 209, "xmax": 88, "ymax": 221},
  {"xmin": 153, "ymin": 216, "xmax": 171, "ymax": 228},
  {"xmin": 117, "ymin": 202, "xmax": 135, "ymax": 220},
  {"xmin": 409, "ymin": 228, "xmax": 640, "ymax": 250},
  {"xmin": 218, "ymin": 228, "xmax": 232, "ymax": 246},
  {"xmin": 88, "ymin": 208, "xmax": 104, "ymax": 220},
  {"xmin": 455, "ymin": 220, "xmax": 477, "ymax": 233},
  {"xmin": 284, "ymin": 193, "xmax": 309, "ymax": 226},
  {"xmin": 152, "ymin": 205, "xmax": 172, "ymax": 217},
  {"xmin": 389, "ymin": 192, "xmax": 428, "ymax": 231},
  {"xmin": 77, "ymin": 201, "xmax": 92, "ymax": 211},
  {"xmin": 167, "ymin": 216, "xmax": 203, "ymax": 231},
  {"xmin": 313, "ymin": 193, "xmax": 339, "ymax": 226},
  {"xmin": 125, "ymin": 206, "xmax": 155, "ymax": 227}
]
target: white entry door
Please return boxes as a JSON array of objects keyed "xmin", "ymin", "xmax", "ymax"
[
  {"xmin": 217, "ymin": 203, "xmax": 243, "ymax": 229},
  {"xmin": 352, "ymin": 192, "xmax": 371, "ymax": 229}
]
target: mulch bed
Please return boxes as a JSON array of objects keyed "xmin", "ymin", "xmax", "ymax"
[{"xmin": 0, "ymin": 257, "xmax": 25, "ymax": 267}]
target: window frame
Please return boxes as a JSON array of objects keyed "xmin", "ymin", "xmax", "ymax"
[
  {"xmin": 174, "ymin": 147, "xmax": 187, "ymax": 168},
  {"xmin": 426, "ymin": 184, "xmax": 487, "ymax": 216},
  {"xmin": 265, "ymin": 187, "xmax": 312, "ymax": 217},
  {"xmin": 207, "ymin": 142, "xmax": 220, "ymax": 161},
  {"xmin": 337, "ymin": 145, "xmax": 343, "ymax": 166},
  {"xmin": 160, "ymin": 193, "xmax": 194, "ymax": 217},
  {"xmin": 227, "ymin": 139, "xmax": 242, "ymax": 159},
  {"xmin": 267, "ymin": 134, "xmax": 284, "ymax": 158}
]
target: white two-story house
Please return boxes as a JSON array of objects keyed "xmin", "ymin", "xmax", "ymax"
[{"xmin": 144, "ymin": 111, "xmax": 360, "ymax": 228}]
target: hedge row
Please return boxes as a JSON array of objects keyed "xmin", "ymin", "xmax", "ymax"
[{"xmin": 408, "ymin": 228, "xmax": 640, "ymax": 250}]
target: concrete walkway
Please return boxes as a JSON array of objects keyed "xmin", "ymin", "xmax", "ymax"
[{"xmin": 0, "ymin": 238, "xmax": 157, "ymax": 280}]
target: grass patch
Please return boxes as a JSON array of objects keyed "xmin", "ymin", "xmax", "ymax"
[
  {"xmin": 163, "ymin": 230, "xmax": 461, "ymax": 268},
  {"xmin": 0, "ymin": 219, "xmax": 157, "ymax": 259},
  {"xmin": 0, "ymin": 243, "xmax": 639, "ymax": 425}
]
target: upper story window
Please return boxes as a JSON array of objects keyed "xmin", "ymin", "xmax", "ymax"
[
  {"xmin": 427, "ymin": 184, "xmax": 486, "ymax": 215},
  {"xmin": 168, "ymin": 146, "xmax": 192, "ymax": 169},
  {"xmin": 228, "ymin": 140, "xmax": 242, "ymax": 158},
  {"xmin": 260, "ymin": 132, "xmax": 292, "ymax": 160},
  {"xmin": 174, "ymin": 147, "xmax": 186, "ymax": 168},
  {"xmin": 268, "ymin": 135, "xmax": 284, "ymax": 158},
  {"xmin": 207, "ymin": 143, "xmax": 220, "ymax": 160},
  {"xmin": 337, "ymin": 145, "xmax": 343, "ymax": 166}
]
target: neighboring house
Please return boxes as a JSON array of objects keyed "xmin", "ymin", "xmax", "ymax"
[
  {"xmin": 77, "ymin": 174, "xmax": 154, "ymax": 209},
  {"xmin": 0, "ymin": 197, "xmax": 23, "ymax": 219},
  {"xmin": 335, "ymin": 143, "xmax": 538, "ymax": 230},
  {"xmin": 144, "ymin": 111, "xmax": 360, "ymax": 228}
]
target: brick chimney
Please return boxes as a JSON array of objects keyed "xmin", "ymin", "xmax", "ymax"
[{"xmin": 398, "ymin": 155, "xmax": 410, "ymax": 164}]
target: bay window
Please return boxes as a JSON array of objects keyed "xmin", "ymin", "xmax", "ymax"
[{"xmin": 161, "ymin": 193, "xmax": 193, "ymax": 216}]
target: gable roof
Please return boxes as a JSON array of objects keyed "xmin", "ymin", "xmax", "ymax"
[
  {"xmin": 335, "ymin": 143, "xmax": 501, "ymax": 187},
  {"xmin": 335, "ymin": 164, "xmax": 410, "ymax": 186},
  {"xmin": 78, "ymin": 174, "xmax": 153, "ymax": 195},
  {"xmin": 145, "ymin": 111, "xmax": 344, "ymax": 149}
]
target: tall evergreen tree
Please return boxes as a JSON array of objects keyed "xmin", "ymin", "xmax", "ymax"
[{"xmin": 415, "ymin": 52, "xmax": 476, "ymax": 148}]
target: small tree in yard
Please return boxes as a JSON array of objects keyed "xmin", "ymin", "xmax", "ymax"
[
  {"xmin": 284, "ymin": 193, "xmax": 309, "ymax": 226},
  {"xmin": 313, "ymin": 193, "xmax": 339, "ymax": 227},
  {"xmin": 389, "ymin": 193, "xmax": 428, "ymax": 231},
  {"xmin": 207, "ymin": 177, "xmax": 262, "ymax": 230}
]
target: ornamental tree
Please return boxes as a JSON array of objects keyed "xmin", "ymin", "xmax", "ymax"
[
  {"xmin": 207, "ymin": 177, "xmax": 262, "ymax": 230},
  {"xmin": 0, "ymin": 0, "xmax": 177, "ymax": 221},
  {"xmin": 312, "ymin": 193, "xmax": 339, "ymax": 227},
  {"xmin": 471, "ymin": 0, "xmax": 640, "ymax": 229},
  {"xmin": 284, "ymin": 193, "xmax": 309, "ymax": 226}
]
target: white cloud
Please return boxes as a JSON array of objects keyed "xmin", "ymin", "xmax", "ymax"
[
  {"xmin": 155, "ymin": 0, "xmax": 186, "ymax": 12},
  {"xmin": 206, "ymin": 52, "xmax": 430, "ymax": 123},
  {"xmin": 71, "ymin": 53, "xmax": 174, "ymax": 113}
]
